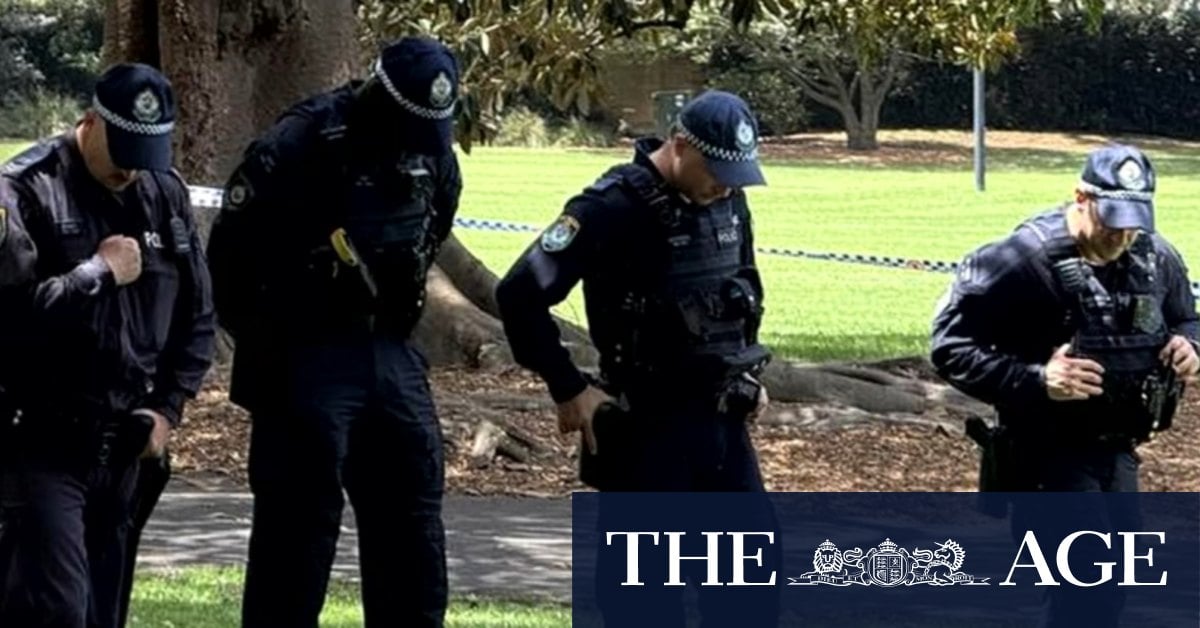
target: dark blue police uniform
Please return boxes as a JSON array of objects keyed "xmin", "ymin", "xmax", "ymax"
[
  {"xmin": 931, "ymin": 145, "xmax": 1198, "ymax": 628},
  {"xmin": 206, "ymin": 37, "xmax": 462, "ymax": 628},
  {"xmin": 0, "ymin": 64, "xmax": 216, "ymax": 628},
  {"xmin": 495, "ymin": 90, "xmax": 779, "ymax": 628}
]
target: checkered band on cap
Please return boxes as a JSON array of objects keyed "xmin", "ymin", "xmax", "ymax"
[
  {"xmin": 679, "ymin": 122, "xmax": 758, "ymax": 162},
  {"xmin": 92, "ymin": 95, "xmax": 174, "ymax": 135},
  {"xmin": 1077, "ymin": 179, "xmax": 1154, "ymax": 202},
  {"xmin": 373, "ymin": 58, "xmax": 456, "ymax": 121}
]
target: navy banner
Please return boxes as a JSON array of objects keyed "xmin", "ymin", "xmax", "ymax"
[{"xmin": 572, "ymin": 492, "xmax": 1200, "ymax": 627}]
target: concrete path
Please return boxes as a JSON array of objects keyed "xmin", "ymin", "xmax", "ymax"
[{"xmin": 138, "ymin": 481, "xmax": 574, "ymax": 602}]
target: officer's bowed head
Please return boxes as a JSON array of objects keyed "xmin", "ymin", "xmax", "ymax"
[
  {"xmin": 657, "ymin": 90, "xmax": 766, "ymax": 206},
  {"xmin": 80, "ymin": 63, "xmax": 177, "ymax": 190},
  {"xmin": 1070, "ymin": 143, "xmax": 1156, "ymax": 263},
  {"xmin": 368, "ymin": 36, "xmax": 460, "ymax": 155},
  {"xmin": 1079, "ymin": 143, "xmax": 1156, "ymax": 231}
]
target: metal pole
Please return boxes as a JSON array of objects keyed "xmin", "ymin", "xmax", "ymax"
[{"xmin": 973, "ymin": 67, "xmax": 986, "ymax": 192}]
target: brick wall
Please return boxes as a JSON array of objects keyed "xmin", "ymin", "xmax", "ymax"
[{"xmin": 597, "ymin": 54, "xmax": 705, "ymax": 135}]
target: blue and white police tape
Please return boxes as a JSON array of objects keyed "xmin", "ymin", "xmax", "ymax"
[
  {"xmin": 188, "ymin": 185, "xmax": 1200, "ymax": 296},
  {"xmin": 453, "ymin": 217, "xmax": 541, "ymax": 234}
]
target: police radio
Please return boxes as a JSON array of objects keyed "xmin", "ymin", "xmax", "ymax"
[{"xmin": 1053, "ymin": 258, "xmax": 1115, "ymax": 330}]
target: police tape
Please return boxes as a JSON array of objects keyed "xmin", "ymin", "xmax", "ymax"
[
  {"xmin": 187, "ymin": 185, "xmax": 1200, "ymax": 295},
  {"xmin": 189, "ymin": 185, "xmax": 225, "ymax": 211}
]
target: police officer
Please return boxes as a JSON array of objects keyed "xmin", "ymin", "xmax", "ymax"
[
  {"xmin": 931, "ymin": 144, "xmax": 1198, "ymax": 627},
  {"xmin": 206, "ymin": 37, "xmax": 462, "ymax": 627},
  {"xmin": 495, "ymin": 90, "xmax": 777, "ymax": 627},
  {"xmin": 0, "ymin": 63, "xmax": 216, "ymax": 628}
]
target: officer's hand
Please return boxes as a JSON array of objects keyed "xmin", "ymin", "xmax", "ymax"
[
  {"xmin": 96, "ymin": 235, "xmax": 142, "ymax": 285},
  {"xmin": 557, "ymin": 386, "xmax": 611, "ymax": 456},
  {"xmin": 1044, "ymin": 343, "xmax": 1105, "ymax": 401},
  {"xmin": 1160, "ymin": 335, "xmax": 1200, "ymax": 379},
  {"xmin": 133, "ymin": 409, "xmax": 172, "ymax": 459}
]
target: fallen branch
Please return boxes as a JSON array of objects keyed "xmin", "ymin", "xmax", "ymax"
[
  {"xmin": 469, "ymin": 419, "xmax": 536, "ymax": 467},
  {"xmin": 461, "ymin": 398, "xmax": 555, "ymax": 468}
]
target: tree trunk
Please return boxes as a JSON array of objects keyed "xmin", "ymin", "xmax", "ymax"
[
  {"xmin": 845, "ymin": 66, "xmax": 879, "ymax": 151},
  {"xmin": 102, "ymin": 0, "xmax": 159, "ymax": 67},
  {"xmin": 844, "ymin": 122, "xmax": 879, "ymax": 151}
]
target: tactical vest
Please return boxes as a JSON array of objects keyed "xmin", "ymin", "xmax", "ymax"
[
  {"xmin": 594, "ymin": 164, "xmax": 770, "ymax": 395},
  {"xmin": 1046, "ymin": 232, "xmax": 1181, "ymax": 440},
  {"xmin": 279, "ymin": 87, "xmax": 440, "ymax": 336}
]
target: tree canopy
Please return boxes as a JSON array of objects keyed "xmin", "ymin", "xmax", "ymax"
[{"xmin": 359, "ymin": 0, "xmax": 1104, "ymax": 149}]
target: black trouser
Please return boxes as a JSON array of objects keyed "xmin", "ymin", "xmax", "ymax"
[
  {"xmin": 241, "ymin": 337, "xmax": 446, "ymax": 628},
  {"xmin": 116, "ymin": 454, "xmax": 171, "ymax": 627},
  {"xmin": 593, "ymin": 406, "xmax": 780, "ymax": 628},
  {"xmin": 0, "ymin": 429, "xmax": 141, "ymax": 628},
  {"xmin": 1010, "ymin": 439, "xmax": 1141, "ymax": 628}
]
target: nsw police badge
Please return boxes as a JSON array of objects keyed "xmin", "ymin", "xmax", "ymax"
[
  {"xmin": 1117, "ymin": 158, "xmax": 1147, "ymax": 191},
  {"xmin": 133, "ymin": 88, "xmax": 162, "ymax": 123},
  {"xmin": 735, "ymin": 119, "xmax": 756, "ymax": 153},
  {"xmin": 224, "ymin": 173, "xmax": 254, "ymax": 210},
  {"xmin": 430, "ymin": 72, "xmax": 454, "ymax": 109},
  {"xmin": 541, "ymin": 215, "xmax": 580, "ymax": 253},
  {"xmin": 228, "ymin": 184, "xmax": 248, "ymax": 206}
]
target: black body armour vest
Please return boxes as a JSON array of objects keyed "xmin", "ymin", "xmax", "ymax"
[
  {"xmin": 1048, "ymin": 233, "xmax": 1182, "ymax": 440},
  {"xmin": 592, "ymin": 164, "xmax": 770, "ymax": 398},
  {"xmin": 280, "ymin": 92, "xmax": 440, "ymax": 337}
]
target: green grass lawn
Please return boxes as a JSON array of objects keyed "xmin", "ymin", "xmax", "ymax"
[
  {"xmin": 129, "ymin": 566, "xmax": 569, "ymax": 627},
  {"xmin": 454, "ymin": 143, "xmax": 1200, "ymax": 361},
  {"xmin": 131, "ymin": 565, "xmax": 1039, "ymax": 628},
  {"xmin": 5, "ymin": 136, "xmax": 1198, "ymax": 361},
  {"xmin": 0, "ymin": 139, "xmax": 28, "ymax": 163}
]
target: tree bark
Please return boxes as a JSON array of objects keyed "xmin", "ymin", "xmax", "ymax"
[
  {"xmin": 157, "ymin": 0, "xmax": 220, "ymax": 190},
  {"xmin": 845, "ymin": 123, "xmax": 878, "ymax": 151},
  {"xmin": 102, "ymin": 0, "xmax": 159, "ymax": 67}
]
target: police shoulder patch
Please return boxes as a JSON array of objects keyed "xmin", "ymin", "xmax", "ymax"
[
  {"xmin": 224, "ymin": 173, "xmax": 254, "ymax": 211},
  {"xmin": 586, "ymin": 176, "xmax": 620, "ymax": 193},
  {"xmin": 953, "ymin": 249, "xmax": 999, "ymax": 296},
  {"xmin": 540, "ymin": 215, "xmax": 581, "ymax": 253}
]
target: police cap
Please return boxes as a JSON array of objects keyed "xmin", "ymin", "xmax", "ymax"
[
  {"xmin": 1079, "ymin": 143, "xmax": 1156, "ymax": 231},
  {"xmin": 92, "ymin": 63, "xmax": 176, "ymax": 172},
  {"xmin": 372, "ymin": 36, "xmax": 460, "ymax": 155},
  {"xmin": 676, "ymin": 90, "xmax": 766, "ymax": 188}
]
